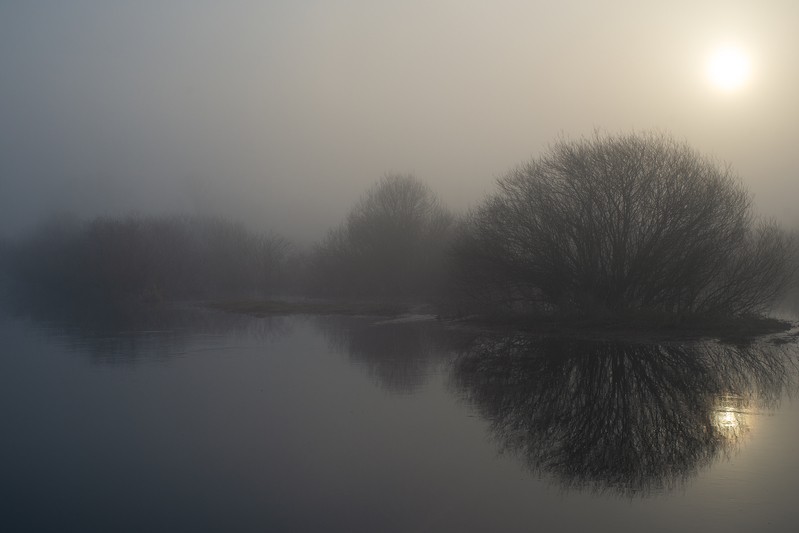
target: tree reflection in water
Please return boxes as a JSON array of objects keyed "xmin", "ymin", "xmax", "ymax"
[
  {"xmin": 316, "ymin": 316, "xmax": 469, "ymax": 393},
  {"xmin": 452, "ymin": 335, "xmax": 797, "ymax": 495},
  {"xmin": 2, "ymin": 300, "xmax": 289, "ymax": 364}
]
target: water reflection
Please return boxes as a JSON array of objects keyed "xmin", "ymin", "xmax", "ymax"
[
  {"xmin": 452, "ymin": 335, "xmax": 797, "ymax": 495},
  {"xmin": 2, "ymin": 299, "xmax": 289, "ymax": 364},
  {"xmin": 316, "ymin": 316, "xmax": 469, "ymax": 393}
]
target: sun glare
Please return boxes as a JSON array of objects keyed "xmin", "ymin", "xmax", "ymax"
[
  {"xmin": 714, "ymin": 394, "xmax": 752, "ymax": 440},
  {"xmin": 707, "ymin": 45, "xmax": 751, "ymax": 92}
]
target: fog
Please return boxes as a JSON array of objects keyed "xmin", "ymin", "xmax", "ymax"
[{"xmin": 2, "ymin": 0, "xmax": 798, "ymax": 244}]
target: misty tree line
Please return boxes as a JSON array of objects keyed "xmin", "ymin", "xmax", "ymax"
[
  {"xmin": 1, "ymin": 132, "xmax": 796, "ymax": 319},
  {"xmin": 0, "ymin": 175, "xmax": 452, "ymax": 306},
  {"xmin": 307, "ymin": 174, "xmax": 454, "ymax": 300},
  {"xmin": 0, "ymin": 214, "xmax": 290, "ymax": 304}
]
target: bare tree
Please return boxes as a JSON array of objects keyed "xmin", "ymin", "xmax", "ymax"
[
  {"xmin": 452, "ymin": 132, "xmax": 794, "ymax": 318},
  {"xmin": 309, "ymin": 173, "xmax": 453, "ymax": 301}
]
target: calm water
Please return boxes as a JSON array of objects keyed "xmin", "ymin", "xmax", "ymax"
[{"xmin": 2, "ymin": 306, "xmax": 799, "ymax": 532}]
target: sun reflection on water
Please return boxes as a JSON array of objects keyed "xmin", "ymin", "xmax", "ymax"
[{"xmin": 713, "ymin": 394, "xmax": 752, "ymax": 439}]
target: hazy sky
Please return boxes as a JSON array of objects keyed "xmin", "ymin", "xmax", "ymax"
[{"xmin": 1, "ymin": 0, "xmax": 797, "ymax": 243}]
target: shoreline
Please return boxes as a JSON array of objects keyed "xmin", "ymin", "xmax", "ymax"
[{"xmin": 203, "ymin": 299, "xmax": 798, "ymax": 344}]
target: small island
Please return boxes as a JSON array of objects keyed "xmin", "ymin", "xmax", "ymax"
[{"xmin": 208, "ymin": 132, "xmax": 797, "ymax": 344}]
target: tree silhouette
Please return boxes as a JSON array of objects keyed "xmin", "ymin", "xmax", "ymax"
[
  {"xmin": 310, "ymin": 174, "xmax": 453, "ymax": 300},
  {"xmin": 453, "ymin": 132, "xmax": 793, "ymax": 318}
]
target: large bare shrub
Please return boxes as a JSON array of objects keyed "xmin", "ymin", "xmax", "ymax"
[{"xmin": 453, "ymin": 132, "xmax": 793, "ymax": 317}]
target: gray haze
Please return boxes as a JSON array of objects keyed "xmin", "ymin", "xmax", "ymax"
[{"xmin": 1, "ymin": 0, "xmax": 797, "ymax": 244}]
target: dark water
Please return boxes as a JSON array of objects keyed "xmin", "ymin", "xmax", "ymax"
[{"xmin": 2, "ymin": 306, "xmax": 799, "ymax": 532}]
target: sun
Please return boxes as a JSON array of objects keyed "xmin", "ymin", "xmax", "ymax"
[{"xmin": 707, "ymin": 45, "xmax": 751, "ymax": 92}]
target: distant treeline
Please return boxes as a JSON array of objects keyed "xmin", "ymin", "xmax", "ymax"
[
  {"xmin": 1, "ymin": 132, "xmax": 797, "ymax": 320},
  {"xmin": 0, "ymin": 174, "xmax": 453, "ymax": 308},
  {"xmin": 307, "ymin": 173, "xmax": 454, "ymax": 301},
  {"xmin": 1, "ymin": 214, "xmax": 290, "ymax": 304}
]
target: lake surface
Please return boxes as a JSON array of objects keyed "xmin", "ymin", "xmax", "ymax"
[{"xmin": 2, "ymin": 306, "xmax": 799, "ymax": 532}]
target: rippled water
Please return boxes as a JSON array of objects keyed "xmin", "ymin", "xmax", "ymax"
[{"xmin": 1, "ymin": 307, "xmax": 798, "ymax": 532}]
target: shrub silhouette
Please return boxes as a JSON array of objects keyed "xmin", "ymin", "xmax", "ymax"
[
  {"xmin": 310, "ymin": 173, "xmax": 453, "ymax": 300},
  {"xmin": 453, "ymin": 132, "xmax": 793, "ymax": 317}
]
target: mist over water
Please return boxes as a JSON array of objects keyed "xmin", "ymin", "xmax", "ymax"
[
  {"xmin": 3, "ymin": 2, "xmax": 799, "ymax": 532},
  {"xmin": 2, "ymin": 1, "xmax": 799, "ymax": 242},
  {"xmin": 2, "ymin": 309, "xmax": 799, "ymax": 532}
]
